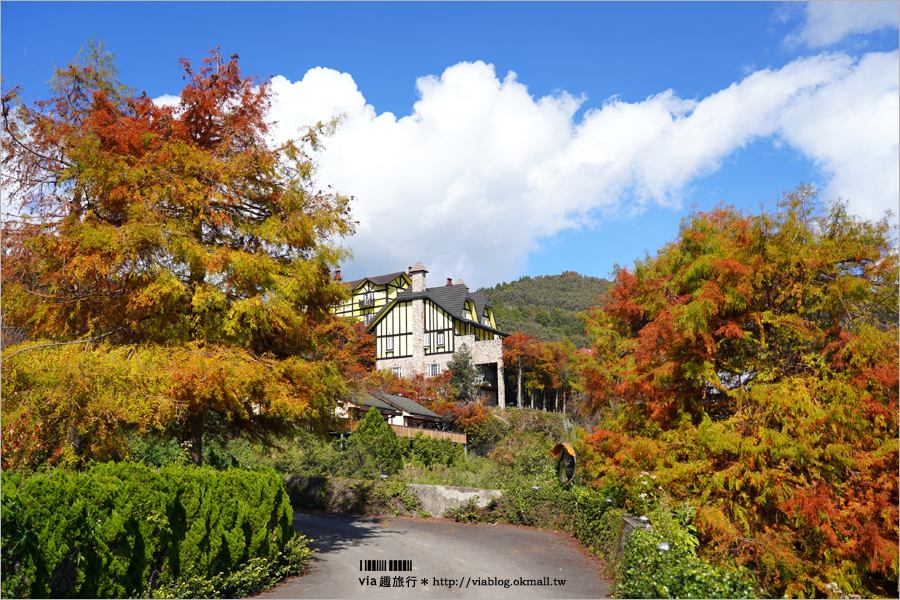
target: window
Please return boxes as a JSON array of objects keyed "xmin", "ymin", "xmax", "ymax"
[
  {"xmin": 429, "ymin": 364, "xmax": 440, "ymax": 377},
  {"xmin": 363, "ymin": 314, "xmax": 375, "ymax": 326},
  {"xmin": 361, "ymin": 292, "xmax": 375, "ymax": 306},
  {"xmin": 482, "ymin": 316, "xmax": 490, "ymax": 326},
  {"xmin": 437, "ymin": 332, "xmax": 445, "ymax": 347},
  {"xmin": 424, "ymin": 334, "xmax": 430, "ymax": 348},
  {"xmin": 391, "ymin": 366, "xmax": 402, "ymax": 378},
  {"xmin": 386, "ymin": 337, "xmax": 393, "ymax": 352}
]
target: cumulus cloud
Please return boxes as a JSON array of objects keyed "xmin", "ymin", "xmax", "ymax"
[
  {"xmin": 778, "ymin": 51, "xmax": 899, "ymax": 220},
  {"xmin": 255, "ymin": 52, "xmax": 898, "ymax": 287},
  {"xmin": 152, "ymin": 94, "xmax": 181, "ymax": 109},
  {"xmin": 785, "ymin": 1, "xmax": 900, "ymax": 48}
]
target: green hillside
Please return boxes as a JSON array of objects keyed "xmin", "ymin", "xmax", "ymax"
[{"xmin": 479, "ymin": 271, "xmax": 613, "ymax": 348}]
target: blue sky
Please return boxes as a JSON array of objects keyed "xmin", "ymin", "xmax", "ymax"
[{"xmin": 3, "ymin": 2, "xmax": 898, "ymax": 288}]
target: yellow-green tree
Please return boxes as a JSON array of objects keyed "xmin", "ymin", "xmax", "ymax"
[
  {"xmin": 581, "ymin": 186, "xmax": 898, "ymax": 597},
  {"xmin": 1, "ymin": 40, "xmax": 355, "ymax": 466}
]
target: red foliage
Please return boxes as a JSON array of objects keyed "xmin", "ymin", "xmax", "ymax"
[{"xmin": 1, "ymin": 411, "xmax": 57, "ymax": 471}]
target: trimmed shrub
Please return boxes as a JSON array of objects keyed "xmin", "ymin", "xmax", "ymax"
[
  {"xmin": 0, "ymin": 462, "xmax": 305, "ymax": 598},
  {"xmin": 151, "ymin": 535, "xmax": 314, "ymax": 599}
]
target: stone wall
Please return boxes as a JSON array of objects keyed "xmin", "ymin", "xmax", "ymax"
[
  {"xmin": 459, "ymin": 337, "xmax": 505, "ymax": 407},
  {"xmin": 464, "ymin": 337, "xmax": 503, "ymax": 365},
  {"xmin": 283, "ymin": 476, "xmax": 502, "ymax": 518},
  {"xmin": 406, "ymin": 484, "xmax": 503, "ymax": 518}
]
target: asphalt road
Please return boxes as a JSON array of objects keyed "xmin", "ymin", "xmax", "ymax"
[{"xmin": 257, "ymin": 511, "xmax": 611, "ymax": 599}]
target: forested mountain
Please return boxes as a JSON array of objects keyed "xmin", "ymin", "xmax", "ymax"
[{"xmin": 479, "ymin": 271, "xmax": 612, "ymax": 348}]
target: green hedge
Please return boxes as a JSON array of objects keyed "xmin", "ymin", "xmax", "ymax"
[
  {"xmin": 618, "ymin": 526, "xmax": 756, "ymax": 599},
  {"xmin": 1, "ymin": 462, "xmax": 299, "ymax": 599}
]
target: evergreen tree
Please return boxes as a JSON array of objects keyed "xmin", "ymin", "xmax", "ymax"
[
  {"xmin": 348, "ymin": 407, "xmax": 403, "ymax": 475},
  {"xmin": 447, "ymin": 343, "xmax": 479, "ymax": 403}
]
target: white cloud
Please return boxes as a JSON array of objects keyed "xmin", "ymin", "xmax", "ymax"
[
  {"xmin": 152, "ymin": 94, "xmax": 181, "ymax": 109},
  {"xmin": 778, "ymin": 51, "xmax": 899, "ymax": 221},
  {"xmin": 785, "ymin": 1, "xmax": 900, "ymax": 48},
  {"xmin": 253, "ymin": 53, "xmax": 897, "ymax": 287}
]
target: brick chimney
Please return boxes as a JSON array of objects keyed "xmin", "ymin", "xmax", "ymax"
[
  {"xmin": 446, "ymin": 277, "xmax": 452, "ymax": 286},
  {"xmin": 409, "ymin": 262, "xmax": 428, "ymax": 292},
  {"xmin": 333, "ymin": 269, "xmax": 342, "ymax": 281}
]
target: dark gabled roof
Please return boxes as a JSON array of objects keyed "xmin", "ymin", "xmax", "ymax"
[
  {"xmin": 469, "ymin": 290, "xmax": 490, "ymax": 320},
  {"xmin": 424, "ymin": 283, "xmax": 469, "ymax": 317},
  {"xmin": 342, "ymin": 271, "xmax": 409, "ymax": 292},
  {"xmin": 351, "ymin": 392, "xmax": 402, "ymax": 416},
  {"xmin": 372, "ymin": 392, "xmax": 445, "ymax": 421}
]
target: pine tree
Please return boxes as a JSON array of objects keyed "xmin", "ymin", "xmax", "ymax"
[
  {"xmin": 349, "ymin": 407, "xmax": 403, "ymax": 475},
  {"xmin": 447, "ymin": 343, "xmax": 479, "ymax": 403}
]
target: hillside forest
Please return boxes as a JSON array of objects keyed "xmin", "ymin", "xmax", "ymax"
[{"xmin": 480, "ymin": 271, "xmax": 612, "ymax": 348}]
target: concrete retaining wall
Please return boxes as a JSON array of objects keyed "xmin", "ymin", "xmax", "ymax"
[
  {"xmin": 283, "ymin": 476, "xmax": 502, "ymax": 518},
  {"xmin": 406, "ymin": 483, "xmax": 503, "ymax": 517}
]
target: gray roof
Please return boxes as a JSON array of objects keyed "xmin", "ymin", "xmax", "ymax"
[
  {"xmin": 423, "ymin": 284, "xmax": 469, "ymax": 317},
  {"xmin": 469, "ymin": 290, "xmax": 490, "ymax": 321},
  {"xmin": 372, "ymin": 392, "xmax": 445, "ymax": 421},
  {"xmin": 343, "ymin": 271, "xmax": 408, "ymax": 291},
  {"xmin": 351, "ymin": 392, "xmax": 402, "ymax": 415}
]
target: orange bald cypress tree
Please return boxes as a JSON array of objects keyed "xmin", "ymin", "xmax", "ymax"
[
  {"xmin": 1, "ymin": 40, "xmax": 355, "ymax": 466},
  {"xmin": 581, "ymin": 186, "xmax": 898, "ymax": 597}
]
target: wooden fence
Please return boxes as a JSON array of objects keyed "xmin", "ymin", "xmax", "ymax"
[
  {"xmin": 390, "ymin": 425, "xmax": 466, "ymax": 444},
  {"xmin": 348, "ymin": 421, "xmax": 466, "ymax": 444}
]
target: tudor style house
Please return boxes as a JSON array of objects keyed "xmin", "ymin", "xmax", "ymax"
[
  {"xmin": 333, "ymin": 270, "xmax": 411, "ymax": 326},
  {"xmin": 335, "ymin": 262, "xmax": 508, "ymax": 407}
]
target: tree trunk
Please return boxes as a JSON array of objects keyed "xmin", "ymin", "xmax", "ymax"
[
  {"xmin": 186, "ymin": 412, "xmax": 203, "ymax": 466},
  {"xmin": 517, "ymin": 364, "xmax": 523, "ymax": 409}
]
